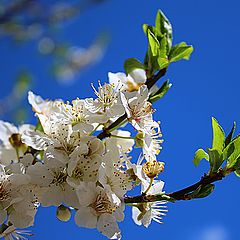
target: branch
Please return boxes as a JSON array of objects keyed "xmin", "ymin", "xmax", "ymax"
[
  {"xmin": 97, "ymin": 68, "xmax": 167, "ymax": 140},
  {"xmin": 0, "ymin": 0, "xmax": 34, "ymax": 24},
  {"xmin": 124, "ymin": 169, "xmax": 230, "ymax": 204}
]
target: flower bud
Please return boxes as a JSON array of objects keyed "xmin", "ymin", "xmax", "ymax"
[
  {"xmin": 142, "ymin": 160, "xmax": 165, "ymax": 179},
  {"xmin": 56, "ymin": 205, "xmax": 71, "ymax": 222}
]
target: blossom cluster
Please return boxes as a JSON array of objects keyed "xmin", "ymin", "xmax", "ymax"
[{"xmin": 0, "ymin": 68, "xmax": 167, "ymax": 239}]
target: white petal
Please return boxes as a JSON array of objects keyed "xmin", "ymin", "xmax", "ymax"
[
  {"xmin": 18, "ymin": 124, "xmax": 34, "ymax": 135},
  {"xmin": 0, "ymin": 148, "xmax": 18, "ymax": 166},
  {"xmin": 62, "ymin": 184, "xmax": 79, "ymax": 208},
  {"xmin": 97, "ymin": 214, "xmax": 121, "ymax": 239},
  {"xmin": 0, "ymin": 120, "xmax": 18, "ymax": 147},
  {"xmin": 28, "ymin": 91, "xmax": 45, "ymax": 114},
  {"xmin": 40, "ymin": 185, "xmax": 63, "ymax": 206},
  {"xmin": 132, "ymin": 207, "xmax": 142, "ymax": 226},
  {"xmin": 21, "ymin": 130, "xmax": 50, "ymax": 150},
  {"xmin": 74, "ymin": 207, "xmax": 97, "ymax": 228},
  {"xmin": 149, "ymin": 180, "xmax": 165, "ymax": 195},
  {"xmin": 8, "ymin": 210, "xmax": 34, "ymax": 228},
  {"xmin": 27, "ymin": 163, "xmax": 52, "ymax": 186},
  {"xmin": 8, "ymin": 173, "xmax": 30, "ymax": 186},
  {"xmin": 0, "ymin": 209, "xmax": 7, "ymax": 224},
  {"xmin": 129, "ymin": 69, "xmax": 146, "ymax": 84},
  {"xmin": 142, "ymin": 210, "xmax": 152, "ymax": 228},
  {"xmin": 76, "ymin": 182, "xmax": 96, "ymax": 206}
]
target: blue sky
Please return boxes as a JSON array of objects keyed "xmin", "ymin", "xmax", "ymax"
[{"xmin": 1, "ymin": 0, "xmax": 240, "ymax": 239}]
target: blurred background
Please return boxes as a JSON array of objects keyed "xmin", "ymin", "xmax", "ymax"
[{"xmin": 0, "ymin": 0, "xmax": 240, "ymax": 239}]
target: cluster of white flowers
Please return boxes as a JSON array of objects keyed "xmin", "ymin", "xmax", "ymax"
[{"xmin": 0, "ymin": 68, "xmax": 167, "ymax": 239}]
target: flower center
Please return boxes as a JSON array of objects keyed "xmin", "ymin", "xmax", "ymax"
[
  {"xmin": 52, "ymin": 170, "xmax": 67, "ymax": 186},
  {"xmin": 91, "ymin": 191, "xmax": 115, "ymax": 215},
  {"xmin": 0, "ymin": 181, "xmax": 10, "ymax": 202},
  {"xmin": 142, "ymin": 160, "xmax": 164, "ymax": 179}
]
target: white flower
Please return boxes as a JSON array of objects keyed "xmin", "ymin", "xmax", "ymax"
[
  {"xmin": 22, "ymin": 120, "xmax": 80, "ymax": 154},
  {"xmin": 0, "ymin": 121, "xmax": 34, "ymax": 166},
  {"xmin": 67, "ymin": 137, "xmax": 104, "ymax": 187},
  {"xmin": 120, "ymin": 85, "xmax": 155, "ymax": 132},
  {"xmin": 110, "ymin": 130, "xmax": 135, "ymax": 153},
  {"xmin": 50, "ymin": 98, "xmax": 95, "ymax": 134},
  {"xmin": 98, "ymin": 162, "xmax": 132, "ymax": 202},
  {"xmin": 0, "ymin": 165, "xmax": 37, "ymax": 228},
  {"xmin": 75, "ymin": 182, "xmax": 123, "ymax": 239},
  {"xmin": 85, "ymin": 82, "xmax": 125, "ymax": 122},
  {"xmin": 109, "ymin": 69, "xmax": 147, "ymax": 92},
  {"xmin": 142, "ymin": 122, "xmax": 163, "ymax": 161},
  {"xmin": 132, "ymin": 180, "xmax": 167, "ymax": 227},
  {"xmin": 27, "ymin": 148, "xmax": 78, "ymax": 208},
  {"xmin": 0, "ymin": 225, "xmax": 32, "ymax": 240},
  {"xmin": 28, "ymin": 91, "xmax": 62, "ymax": 117}
]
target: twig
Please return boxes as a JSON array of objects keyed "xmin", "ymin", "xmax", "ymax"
[
  {"xmin": 97, "ymin": 68, "xmax": 167, "ymax": 140},
  {"xmin": 124, "ymin": 169, "xmax": 228, "ymax": 204}
]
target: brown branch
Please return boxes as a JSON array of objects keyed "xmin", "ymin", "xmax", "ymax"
[
  {"xmin": 124, "ymin": 169, "xmax": 227, "ymax": 204},
  {"xmin": 97, "ymin": 68, "xmax": 167, "ymax": 140}
]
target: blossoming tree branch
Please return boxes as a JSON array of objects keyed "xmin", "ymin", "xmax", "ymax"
[{"xmin": 0, "ymin": 10, "xmax": 239, "ymax": 240}]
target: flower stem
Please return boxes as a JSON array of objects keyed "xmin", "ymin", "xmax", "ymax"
[
  {"xmin": 89, "ymin": 123, "xmax": 102, "ymax": 136},
  {"xmin": 143, "ymin": 178, "xmax": 154, "ymax": 195}
]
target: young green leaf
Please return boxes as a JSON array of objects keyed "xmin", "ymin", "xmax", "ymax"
[
  {"xmin": 192, "ymin": 148, "xmax": 209, "ymax": 167},
  {"xmin": 155, "ymin": 10, "xmax": 172, "ymax": 51},
  {"xmin": 149, "ymin": 79, "xmax": 172, "ymax": 103},
  {"xmin": 169, "ymin": 42, "xmax": 193, "ymax": 63},
  {"xmin": 191, "ymin": 184, "xmax": 215, "ymax": 199},
  {"xmin": 124, "ymin": 58, "xmax": 145, "ymax": 75},
  {"xmin": 157, "ymin": 36, "xmax": 169, "ymax": 69},
  {"xmin": 147, "ymin": 29, "xmax": 160, "ymax": 57},
  {"xmin": 208, "ymin": 148, "xmax": 223, "ymax": 173},
  {"xmin": 225, "ymin": 121, "xmax": 236, "ymax": 147},
  {"xmin": 226, "ymin": 135, "xmax": 240, "ymax": 168},
  {"xmin": 212, "ymin": 117, "xmax": 225, "ymax": 152}
]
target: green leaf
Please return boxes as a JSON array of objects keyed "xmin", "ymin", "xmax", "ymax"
[
  {"xmin": 212, "ymin": 117, "xmax": 225, "ymax": 151},
  {"xmin": 189, "ymin": 184, "xmax": 215, "ymax": 199},
  {"xmin": 169, "ymin": 42, "xmax": 193, "ymax": 63},
  {"xmin": 157, "ymin": 36, "xmax": 169, "ymax": 69},
  {"xmin": 208, "ymin": 148, "xmax": 223, "ymax": 172},
  {"xmin": 225, "ymin": 121, "xmax": 236, "ymax": 147},
  {"xmin": 155, "ymin": 10, "xmax": 172, "ymax": 50},
  {"xmin": 234, "ymin": 169, "xmax": 240, "ymax": 177},
  {"xmin": 142, "ymin": 24, "xmax": 149, "ymax": 35},
  {"xmin": 148, "ymin": 29, "xmax": 159, "ymax": 57},
  {"xmin": 124, "ymin": 58, "xmax": 145, "ymax": 75},
  {"xmin": 192, "ymin": 148, "xmax": 209, "ymax": 167},
  {"xmin": 149, "ymin": 79, "xmax": 172, "ymax": 103},
  {"xmin": 226, "ymin": 135, "xmax": 240, "ymax": 168}
]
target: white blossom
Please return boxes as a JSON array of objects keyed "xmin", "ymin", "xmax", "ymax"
[
  {"xmin": 132, "ymin": 180, "xmax": 167, "ymax": 227},
  {"xmin": 109, "ymin": 69, "xmax": 147, "ymax": 92},
  {"xmin": 120, "ymin": 85, "xmax": 155, "ymax": 132},
  {"xmin": 27, "ymin": 148, "xmax": 78, "ymax": 207},
  {"xmin": 0, "ymin": 121, "xmax": 34, "ymax": 166},
  {"xmin": 85, "ymin": 82, "xmax": 125, "ymax": 122},
  {"xmin": 0, "ymin": 225, "xmax": 32, "ymax": 240},
  {"xmin": 75, "ymin": 182, "xmax": 123, "ymax": 239},
  {"xmin": 67, "ymin": 136, "xmax": 104, "ymax": 187}
]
